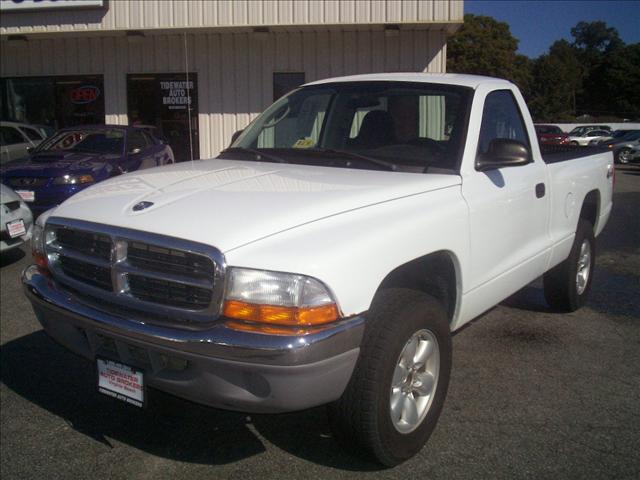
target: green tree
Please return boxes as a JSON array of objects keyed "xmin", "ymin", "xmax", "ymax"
[
  {"xmin": 529, "ymin": 40, "xmax": 583, "ymax": 121},
  {"xmin": 571, "ymin": 20, "xmax": 624, "ymax": 54},
  {"xmin": 447, "ymin": 14, "xmax": 531, "ymax": 93},
  {"xmin": 586, "ymin": 43, "xmax": 640, "ymax": 118}
]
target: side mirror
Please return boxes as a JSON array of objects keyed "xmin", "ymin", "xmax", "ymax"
[
  {"xmin": 230, "ymin": 129, "xmax": 244, "ymax": 145},
  {"xmin": 476, "ymin": 139, "xmax": 530, "ymax": 172},
  {"xmin": 128, "ymin": 147, "xmax": 142, "ymax": 155},
  {"xmin": 27, "ymin": 147, "xmax": 34, "ymax": 153}
]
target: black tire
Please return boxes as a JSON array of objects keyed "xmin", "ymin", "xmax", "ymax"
[
  {"xmin": 543, "ymin": 219, "xmax": 596, "ymax": 312},
  {"xmin": 327, "ymin": 288, "xmax": 452, "ymax": 467}
]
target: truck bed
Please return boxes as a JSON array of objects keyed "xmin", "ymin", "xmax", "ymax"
[{"xmin": 541, "ymin": 144, "xmax": 609, "ymax": 164}]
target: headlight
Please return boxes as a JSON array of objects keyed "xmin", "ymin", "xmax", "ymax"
[
  {"xmin": 31, "ymin": 208, "xmax": 56, "ymax": 274},
  {"xmin": 52, "ymin": 174, "xmax": 94, "ymax": 185},
  {"xmin": 31, "ymin": 223, "xmax": 48, "ymax": 272},
  {"xmin": 222, "ymin": 268, "xmax": 340, "ymax": 331}
]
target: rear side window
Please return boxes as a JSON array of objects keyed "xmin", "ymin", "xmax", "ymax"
[
  {"xmin": 127, "ymin": 130, "xmax": 148, "ymax": 153},
  {"xmin": 1, "ymin": 126, "xmax": 27, "ymax": 146},
  {"xmin": 20, "ymin": 127, "xmax": 44, "ymax": 141},
  {"xmin": 477, "ymin": 90, "xmax": 530, "ymax": 156}
]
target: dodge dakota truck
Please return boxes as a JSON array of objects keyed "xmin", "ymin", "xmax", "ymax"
[{"xmin": 22, "ymin": 73, "xmax": 614, "ymax": 466}]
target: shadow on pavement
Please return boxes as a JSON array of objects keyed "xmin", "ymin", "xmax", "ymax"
[
  {"xmin": 0, "ymin": 330, "xmax": 380, "ymax": 471},
  {"xmin": 0, "ymin": 248, "xmax": 25, "ymax": 268}
]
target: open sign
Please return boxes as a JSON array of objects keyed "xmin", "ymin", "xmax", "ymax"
[{"xmin": 70, "ymin": 85, "xmax": 100, "ymax": 104}]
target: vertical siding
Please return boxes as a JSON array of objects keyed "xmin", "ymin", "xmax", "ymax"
[
  {"xmin": 1, "ymin": 1, "xmax": 463, "ymax": 34},
  {"xmin": 0, "ymin": 29, "xmax": 448, "ymax": 157}
]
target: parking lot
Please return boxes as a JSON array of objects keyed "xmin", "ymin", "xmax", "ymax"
[{"xmin": 1, "ymin": 165, "xmax": 639, "ymax": 480}]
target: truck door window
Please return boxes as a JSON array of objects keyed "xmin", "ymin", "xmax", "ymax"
[{"xmin": 478, "ymin": 90, "xmax": 530, "ymax": 156}]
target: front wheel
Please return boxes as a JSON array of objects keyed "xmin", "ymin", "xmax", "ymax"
[
  {"xmin": 544, "ymin": 219, "xmax": 596, "ymax": 312},
  {"xmin": 616, "ymin": 148, "xmax": 631, "ymax": 164},
  {"xmin": 327, "ymin": 288, "xmax": 451, "ymax": 466}
]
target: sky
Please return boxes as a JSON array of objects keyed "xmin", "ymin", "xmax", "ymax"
[{"xmin": 464, "ymin": 0, "xmax": 640, "ymax": 58}]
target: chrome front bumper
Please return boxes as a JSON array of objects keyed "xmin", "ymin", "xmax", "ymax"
[{"xmin": 22, "ymin": 265, "xmax": 364, "ymax": 413}]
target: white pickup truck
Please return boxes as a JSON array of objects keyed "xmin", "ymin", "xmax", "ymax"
[{"xmin": 23, "ymin": 74, "xmax": 613, "ymax": 466}]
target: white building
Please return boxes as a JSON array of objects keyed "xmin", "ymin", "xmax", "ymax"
[{"xmin": 0, "ymin": 0, "xmax": 463, "ymax": 160}]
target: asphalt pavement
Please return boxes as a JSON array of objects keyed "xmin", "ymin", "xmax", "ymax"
[{"xmin": 1, "ymin": 165, "xmax": 639, "ymax": 480}]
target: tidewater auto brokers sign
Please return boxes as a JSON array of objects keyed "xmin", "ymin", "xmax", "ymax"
[
  {"xmin": 161, "ymin": 80, "xmax": 194, "ymax": 110},
  {"xmin": 0, "ymin": 0, "xmax": 103, "ymax": 11}
]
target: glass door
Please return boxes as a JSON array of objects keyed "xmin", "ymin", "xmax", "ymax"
[{"xmin": 127, "ymin": 73, "xmax": 199, "ymax": 162}]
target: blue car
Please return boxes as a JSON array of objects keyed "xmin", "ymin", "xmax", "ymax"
[{"xmin": 0, "ymin": 125, "xmax": 174, "ymax": 216}]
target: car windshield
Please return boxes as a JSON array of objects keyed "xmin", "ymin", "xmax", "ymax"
[
  {"xmin": 224, "ymin": 82, "xmax": 473, "ymax": 172},
  {"xmin": 36, "ymin": 128, "xmax": 125, "ymax": 155}
]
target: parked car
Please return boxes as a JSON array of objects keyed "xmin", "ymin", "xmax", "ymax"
[
  {"xmin": 568, "ymin": 129, "xmax": 611, "ymax": 146},
  {"xmin": 627, "ymin": 145, "xmax": 640, "ymax": 163},
  {"xmin": 597, "ymin": 130, "xmax": 640, "ymax": 164},
  {"xmin": 0, "ymin": 125, "xmax": 175, "ymax": 217},
  {"xmin": 588, "ymin": 129, "xmax": 635, "ymax": 146},
  {"xmin": 23, "ymin": 74, "xmax": 613, "ymax": 466},
  {"xmin": 534, "ymin": 124, "xmax": 569, "ymax": 145},
  {"xmin": 0, "ymin": 121, "xmax": 47, "ymax": 164},
  {"xmin": 568, "ymin": 125, "xmax": 612, "ymax": 136},
  {"xmin": 0, "ymin": 183, "xmax": 33, "ymax": 253}
]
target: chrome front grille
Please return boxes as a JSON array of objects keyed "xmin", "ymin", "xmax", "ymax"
[{"xmin": 44, "ymin": 217, "xmax": 225, "ymax": 325}]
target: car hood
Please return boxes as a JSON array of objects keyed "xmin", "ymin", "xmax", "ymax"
[
  {"xmin": 0, "ymin": 150, "xmax": 118, "ymax": 178},
  {"xmin": 51, "ymin": 159, "xmax": 461, "ymax": 252}
]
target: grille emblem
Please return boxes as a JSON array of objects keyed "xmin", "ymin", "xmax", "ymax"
[{"xmin": 133, "ymin": 201, "xmax": 154, "ymax": 211}]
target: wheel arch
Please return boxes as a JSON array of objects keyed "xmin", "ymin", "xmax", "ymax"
[
  {"xmin": 374, "ymin": 250, "xmax": 461, "ymax": 327},
  {"xmin": 580, "ymin": 189, "xmax": 600, "ymax": 232}
]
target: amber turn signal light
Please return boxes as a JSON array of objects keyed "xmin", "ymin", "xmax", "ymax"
[{"xmin": 223, "ymin": 300, "xmax": 339, "ymax": 326}]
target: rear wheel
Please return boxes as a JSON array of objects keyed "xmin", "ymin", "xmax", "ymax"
[
  {"xmin": 327, "ymin": 288, "xmax": 451, "ymax": 466},
  {"xmin": 544, "ymin": 219, "xmax": 595, "ymax": 312}
]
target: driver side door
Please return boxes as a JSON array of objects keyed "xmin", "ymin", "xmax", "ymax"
[{"xmin": 461, "ymin": 89, "xmax": 550, "ymax": 312}]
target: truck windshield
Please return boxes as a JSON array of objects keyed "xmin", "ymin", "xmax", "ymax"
[{"xmin": 224, "ymin": 82, "xmax": 473, "ymax": 173}]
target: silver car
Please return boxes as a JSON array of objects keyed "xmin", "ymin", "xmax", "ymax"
[
  {"xmin": 1, "ymin": 183, "xmax": 34, "ymax": 253},
  {"xmin": 0, "ymin": 121, "xmax": 47, "ymax": 165}
]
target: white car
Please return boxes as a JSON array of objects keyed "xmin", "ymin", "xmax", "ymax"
[
  {"xmin": 0, "ymin": 121, "xmax": 47, "ymax": 164},
  {"xmin": 0, "ymin": 183, "xmax": 34, "ymax": 253},
  {"xmin": 23, "ymin": 74, "xmax": 614, "ymax": 466},
  {"xmin": 568, "ymin": 129, "xmax": 611, "ymax": 146}
]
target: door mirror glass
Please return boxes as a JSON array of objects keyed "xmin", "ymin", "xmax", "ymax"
[{"xmin": 476, "ymin": 139, "xmax": 530, "ymax": 171}]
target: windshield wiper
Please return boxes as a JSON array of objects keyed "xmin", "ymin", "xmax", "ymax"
[
  {"xmin": 309, "ymin": 148, "xmax": 398, "ymax": 171},
  {"xmin": 221, "ymin": 147, "xmax": 288, "ymax": 164}
]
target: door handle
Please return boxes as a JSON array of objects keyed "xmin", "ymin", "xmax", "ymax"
[{"xmin": 535, "ymin": 183, "xmax": 546, "ymax": 198}]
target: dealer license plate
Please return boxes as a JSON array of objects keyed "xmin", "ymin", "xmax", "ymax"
[
  {"xmin": 6, "ymin": 219, "xmax": 26, "ymax": 238},
  {"xmin": 15, "ymin": 190, "xmax": 35, "ymax": 202},
  {"xmin": 97, "ymin": 358, "xmax": 144, "ymax": 407}
]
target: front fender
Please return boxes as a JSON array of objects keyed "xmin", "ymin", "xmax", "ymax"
[{"xmin": 224, "ymin": 185, "xmax": 470, "ymax": 319}]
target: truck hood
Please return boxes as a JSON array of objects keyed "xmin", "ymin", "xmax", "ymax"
[{"xmin": 52, "ymin": 159, "xmax": 461, "ymax": 252}]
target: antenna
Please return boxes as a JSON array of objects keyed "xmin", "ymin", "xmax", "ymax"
[{"xmin": 184, "ymin": 32, "xmax": 194, "ymax": 163}]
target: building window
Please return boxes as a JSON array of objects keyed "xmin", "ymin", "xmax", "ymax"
[
  {"xmin": 127, "ymin": 73, "xmax": 199, "ymax": 162},
  {"xmin": 273, "ymin": 72, "xmax": 305, "ymax": 101},
  {"xmin": 0, "ymin": 75, "xmax": 105, "ymax": 130}
]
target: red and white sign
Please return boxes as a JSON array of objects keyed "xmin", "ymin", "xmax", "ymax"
[
  {"xmin": 15, "ymin": 190, "xmax": 35, "ymax": 202},
  {"xmin": 6, "ymin": 219, "xmax": 26, "ymax": 238},
  {"xmin": 70, "ymin": 85, "xmax": 100, "ymax": 104},
  {"xmin": 97, "ymin": 358, "xmax": 144, "ymax": 407}
]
